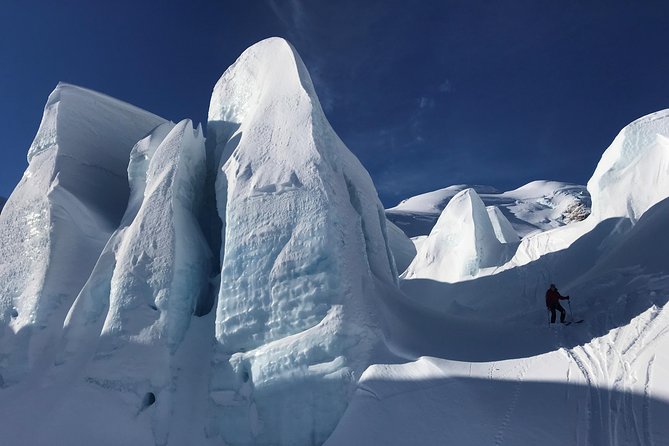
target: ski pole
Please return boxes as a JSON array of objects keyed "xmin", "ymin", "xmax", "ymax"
[{"xmin": 568, "ymin": 298, "xmax": 574, "ymax": 322}]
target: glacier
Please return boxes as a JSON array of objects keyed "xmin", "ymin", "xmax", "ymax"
[{"xmin": 0, "ymin": 36, "xmax": 668, "ymax": 446}]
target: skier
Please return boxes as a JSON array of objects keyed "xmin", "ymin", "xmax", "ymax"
[{"xmin": 546, "ymin": 283, "xmax": 569, "ymax": 324}]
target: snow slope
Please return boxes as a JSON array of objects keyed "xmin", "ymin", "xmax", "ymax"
[
  {"xmin": 206, "ymin": 37, "xmax": 397, "ymax": 446},
  {"xmin": 0, "ymin": 83, "xmax": 165, "ymax": 384},
  {"xmin": 329, "ymin": 109, "xmax": 669, "ymax": 445},
  {"xmin": 387, "ymin": 180, "xmax": 591, "ymax": 238}
]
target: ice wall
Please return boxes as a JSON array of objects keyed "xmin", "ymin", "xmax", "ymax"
[
  {"xmin": 0, "ymin": 83, "xmax": 165, "ymax": 384},
  {"xmin": 588, "ymin": 109, "xmax": 669, "ymax": 223},
  {"xmin": 403, "ymin": 188, "xmax": 503, "ymax": 283},
  {"xmin": 61, "ymin": 119, "xmax": 211, "ymax": 444},
  {"xmin": 206, "ymin": 37, "xmax": 397, "ymax": 445}
]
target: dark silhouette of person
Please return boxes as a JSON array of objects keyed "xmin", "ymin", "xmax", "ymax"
[{"xmin": 546, "ymin": 283, "xmax": 569, "ymax": 323}]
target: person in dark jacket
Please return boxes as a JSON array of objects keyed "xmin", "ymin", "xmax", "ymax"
[{"xmin": 546, "ymin": 283, "xmax": 569, "ymax": 323}]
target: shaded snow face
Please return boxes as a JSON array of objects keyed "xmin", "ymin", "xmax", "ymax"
[
  {"xmin": 385, "ymin": 219, "xmax": 417, "ymax": 274},
  {"xmin": 206, "ymin": 37, "xmax": 397, "ymax": 445}
]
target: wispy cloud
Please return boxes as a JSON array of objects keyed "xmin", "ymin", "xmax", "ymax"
[
  {"xmin": 418, "ymin": 96, "xmax": 436, "ymax": 109},
  {"xmin": 268, "ymin": 0, "xmax": 309, "ymax": 40},
  {"xmin": 267, "ymin": 0, "xmax": 337, "ymax": 111},
  {"xmin": 438, "ymin": 79, "xmax": 453, "ymax": 93}
]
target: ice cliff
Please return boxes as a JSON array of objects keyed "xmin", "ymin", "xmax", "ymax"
[
  {"xmin": 0, "ymin": 83, "xmax": 165, "ymax": 384},
  {"xmin": 0, "ymin": 38, "xmax": 399, "ymax": 446},
  {"xmin": 206, "ymin": 37, "xmax": 397, "ymax": 446}
]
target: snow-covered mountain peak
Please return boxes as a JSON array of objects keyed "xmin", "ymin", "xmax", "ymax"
[
  {"xmin": 389, "ymin": 184, "xmax": 500, "ymax": 214},
  {"xmin": 387, "ymin": 180, "xmax": 590, "ymax": 238}
]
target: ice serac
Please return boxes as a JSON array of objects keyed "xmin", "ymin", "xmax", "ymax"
[
  {"xmin": 0, "ymin": 83, "xmax": 165, "ymax": 383},
  {"xmin": 512, "ymin": 109, "xmax": 669, "ymax": 268},
  {"xmin": 486, "ymin": 205, "xmax": 520, "ymax": 243},
  {"xmin": 61, "ymin": 119, "xmax": 210, "ymax": 444},
  {"xmin": 403, "ymin": 188, "xmax": 503, "ymax": 283},
  {"xmin": 588, "ymin": 109, "xmax": 669, "ymax": 223},
  {"xmin": 207, "ymin": 37, "xmax": 397, "ymax": 445}
]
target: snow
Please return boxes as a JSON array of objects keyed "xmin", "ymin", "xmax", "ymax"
[
  {"xmin": 387, "ymin": 180, "xmax": 590, "ymax": 238},
  {"xmin": 0, "ymin": 83, "xmax": 165, "ymax": 384},
  {"xmin": 385, "ymin": 219, "xmax": 417, "ymax": 274},
  {"xmin": 61, "ymin": 119, "xmax": 211, "ymax": 444},
  {"xmin": 487, "ymin": 205, "xmax": 520, "ymax": 243},
  {"xmin": 402, "ymin": 188, "xmax": 504, "ymax": 283},
  {"xmin": 0, "ymin": 38, "xmax": 668, "ymax": 446},
  {"xmin": 206, "ymin": 37, "xmax": 397, "ymax": 445},
  {"xmin": 588, "ymin": 109, "xmax": 669, "ymax": 222}
]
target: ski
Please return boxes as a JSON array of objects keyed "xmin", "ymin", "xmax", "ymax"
[{"xmin": 564, "ymin": 319, "xmax": 584, "ymax": 326}]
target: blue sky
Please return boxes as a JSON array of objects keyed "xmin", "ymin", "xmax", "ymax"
[{"xmin": 1, "ymin": 0, "xmax": 669, "ymax": 206}]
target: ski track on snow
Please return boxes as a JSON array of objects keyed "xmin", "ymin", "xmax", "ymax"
[
  {"xmin": 493, "ymin": 361, "xmax": 530, "ymax": 446},
  {"xmin": 561, "ymin": 301, "xmax": 668, "ymax": 446}
]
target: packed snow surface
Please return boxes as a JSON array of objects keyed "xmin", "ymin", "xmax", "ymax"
[{"xmin": 0, "ymin": 38, "xmax": 668, "ymax": 446}]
